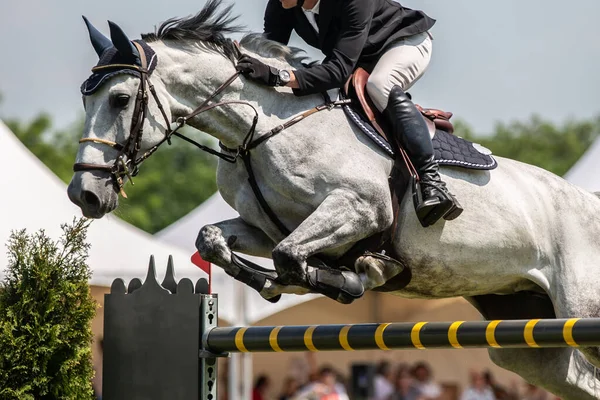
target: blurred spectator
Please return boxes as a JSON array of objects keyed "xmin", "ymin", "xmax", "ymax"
[
  {"xmin": 483, "ymin": 371, "xmax": 517, "ymax": 400},
  {"xmin": 292, "ymin": 365, "xmax": 349, "ymax": 400},
  {"xmin": 374, "ymin": 360, "xmax": 395, "ymax": 400},
  {"xmin": 280, "ymin": 376, "xmax": 300, "ymax": 400},
  {"xmin": 289, "ymin": 355, "xmax": 313, "ymax": 386},
  {"xmin": 412, "ymin": 362, "xmax": 442, "ymax": 400},
  {"xmin": 460, "ymin": 370, "xmax": 496, "ymax": 400},
  {"xmin": 390, "ymin": 363, "xmax": 423, "ymax": 400},
  {"xmin": 333, "ymin": 369, "xmax": 349, "ymax": 395},
  {"xmin": 306, "ymin": 352, "xmax": 321, "ymax": 383},
  {"xmin": 253, "ymin": 375, "xmax": 271, "ymax": 400},
  {"xmin": 520, "ymin": 383, "xmax": 548, "ymax": 400}
]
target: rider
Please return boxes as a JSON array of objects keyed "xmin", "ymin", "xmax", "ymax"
[{"xmin": 235, "ymin": 0, "xmax": 463, "ymax": 227}]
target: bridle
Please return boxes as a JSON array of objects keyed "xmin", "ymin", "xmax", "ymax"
[
  {"xmin": 74, "ymin": 42, "xmax": 173, "ymax": 197},
  {"xmin": 73, "ymin": 40, "xmax": 350, "ymax": 234}
]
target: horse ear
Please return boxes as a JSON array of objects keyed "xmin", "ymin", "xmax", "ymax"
[
  {"xmin": 107, "ymin": 20, "xmax": 140, "ymax": 65},
  {"xmin": 82, "ymin": 16, "xmax": 112, "ymax": 57}
]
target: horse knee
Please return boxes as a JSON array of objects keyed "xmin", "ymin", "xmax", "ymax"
[
  {"xmin": 196, "ymin": 225, "xmax": 230, "ymax": 263},
  {"xmin": 272, "ymin": 243, "xmax": 307, "ymax": 284}
]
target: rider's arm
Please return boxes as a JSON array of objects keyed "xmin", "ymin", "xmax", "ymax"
[
  {"xmin": 264, "ymin": 0, "xmax": 295, "ymax": 45},
  {"xmin": 290, "ymin": 0, "xmax": 373, "ymax": 95}
]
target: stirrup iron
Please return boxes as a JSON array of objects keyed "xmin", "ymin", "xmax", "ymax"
[{"xmin": 411, "ymin": 175, "xmax": 456, "ymax": 227}]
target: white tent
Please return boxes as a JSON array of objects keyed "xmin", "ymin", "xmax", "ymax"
[
  {"xmin": 564, "ymin": 137, "xmax": 600, "ymax": 192},
  {"xmin": 0, "ymin": 120, "xmax": 204, "ymax": 289},
  {"xmin": 156, "ymin": 191, "xmax": 319, "ymax": 325}
]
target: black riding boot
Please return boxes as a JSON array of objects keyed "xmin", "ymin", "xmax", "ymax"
[{"xmin": 383, "ymin": 85, "xmax": 463, "ymax": 227}]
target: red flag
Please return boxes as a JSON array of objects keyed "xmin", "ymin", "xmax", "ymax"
[
  {"xmin": 191, "ymin": 251, "xmax": 212, "ymax": 293},
  {"xmin": 191, "ymin": 251, "xmax": 211, "ymax": 274}
]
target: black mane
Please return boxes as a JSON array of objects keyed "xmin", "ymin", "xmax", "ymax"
[
  {"xmin": 141, "ymin": 0, "xmax": 242, "ymax": 61},
  {"xmin": 141, "ymin": 0, "xmax": 308, "ymax": 66}
]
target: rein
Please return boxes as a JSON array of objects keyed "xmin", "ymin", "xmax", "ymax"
[{"xmin": 73, "ymin": 42, "xmax": 350, "ymax": 235}]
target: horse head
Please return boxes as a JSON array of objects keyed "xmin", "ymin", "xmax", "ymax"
[
  {"xmin": 68, "ymin": 0, "xmax": 308, "ymax": 219},
  {"xmin": 68, "ymin": 16, "xmax": 173, "ymax": 218}
]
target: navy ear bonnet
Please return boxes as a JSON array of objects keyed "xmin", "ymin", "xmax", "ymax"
[
  {"xmin": 80, "ymin": 16, "xmax": 157, "ymax": 96},
  {"xmin": 80, "ymin": 41, "xmax": 157, "ymax": 95}
]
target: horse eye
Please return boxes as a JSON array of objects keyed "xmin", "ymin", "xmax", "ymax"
[{"xmin": 111, "ymin": 94, "xmax": 130, "ymax": 108}]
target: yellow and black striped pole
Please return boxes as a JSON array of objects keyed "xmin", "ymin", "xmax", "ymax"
[{"xmin": 205, "ymin": 318, "xmax": 599, "ymax": 353}]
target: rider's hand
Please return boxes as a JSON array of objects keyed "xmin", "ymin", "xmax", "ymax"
[{"xmin": 236, "ymin": 54, "xmax": 279, "ymax": 87}]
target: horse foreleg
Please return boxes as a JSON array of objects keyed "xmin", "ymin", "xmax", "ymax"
[
  {"xmin": 195, "ymin": 217, "xmax": 310, "ymax": 301},
  {"xmin": 272, "ymin": 189, "xmax": 395, "ymax": 303}
]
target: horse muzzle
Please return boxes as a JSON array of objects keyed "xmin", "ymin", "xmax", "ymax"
[{"xmin": 68, "ymin": 171, "xmax": 119, "ymax": 218}]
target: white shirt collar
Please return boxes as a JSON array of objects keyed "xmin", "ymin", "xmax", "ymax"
[{"xmin": 303, "ymin": 0, "xmax": 320, "ymax": 14}]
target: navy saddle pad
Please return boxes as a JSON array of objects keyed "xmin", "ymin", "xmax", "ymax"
[{"xmin": 341, "ymin": 101, "xmax": 497, "ymax": 171}]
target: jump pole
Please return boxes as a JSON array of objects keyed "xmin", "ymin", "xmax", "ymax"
[{"xmin": 199, "ymin": 294, "xmax": 600, "ymax": 399}]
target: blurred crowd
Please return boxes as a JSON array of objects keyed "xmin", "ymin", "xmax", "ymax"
[{"xmin": 250, "ymin": 357, "xmax": 559, "ymax": 400}]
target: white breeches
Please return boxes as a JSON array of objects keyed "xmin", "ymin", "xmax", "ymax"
[{"xmin": 366, "ymin": 31, "xmax": 433, "ymax": 112}]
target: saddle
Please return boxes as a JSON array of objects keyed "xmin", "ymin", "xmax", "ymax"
[
  {"xmin": 343, "ymin": 67, "xmax": 455, "ymax": 141},
  {"xmin": 340, "ymin": 68, "xmax": 498, "ymax": 171}
]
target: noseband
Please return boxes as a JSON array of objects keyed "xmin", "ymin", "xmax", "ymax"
[{"xmin": 73, "ymin": 40, "xmax": 350, "ymax": 235}]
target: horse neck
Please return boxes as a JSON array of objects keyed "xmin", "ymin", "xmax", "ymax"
[{"xmin": 150, "ymin": 41, "xmax": 320, "ymax": 148}]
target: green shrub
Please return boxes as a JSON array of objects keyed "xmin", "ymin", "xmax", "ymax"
[{"xmin": 0, "ymin": 218, "xmax": 97, "ymax": 400}]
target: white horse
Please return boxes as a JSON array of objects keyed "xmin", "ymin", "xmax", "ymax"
[{"xmin": 68, "ymin": 1, "xmax": 600, "ymax": 397}]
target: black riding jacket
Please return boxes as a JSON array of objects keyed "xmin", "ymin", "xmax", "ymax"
[{"xmin": 263, "ymin": 0, "xmax": 435, "ymax": 96}]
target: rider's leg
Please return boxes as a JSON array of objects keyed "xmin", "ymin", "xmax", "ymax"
[
  {"xmin": 384, "ymin": 86, "xmax": 462, "ymax": 225},
  {"xmin": 365, "ymin": 31, "xmax": 432, "ymax": 107},
  {"xmin": 366, "ymin": 32, "xmax": 463, "ymax": 226}
]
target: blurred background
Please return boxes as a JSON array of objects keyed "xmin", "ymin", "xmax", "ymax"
[{"xmin": 2, "ymin": 0, "xmax": 600, "ymax": 399}]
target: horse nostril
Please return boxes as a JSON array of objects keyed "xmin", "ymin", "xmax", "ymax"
[{"xmin": 82, "ymin": 190, "xmax": 101, "ymax": 209}]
